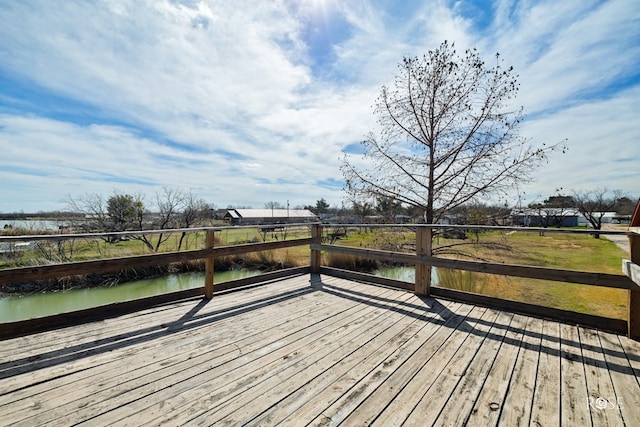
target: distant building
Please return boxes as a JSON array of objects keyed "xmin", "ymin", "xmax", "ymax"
[
  {"xmin": 511, "ymin": 208, "xmax": 581, "ymax": 227},
  {"xmin": 223, "ymin": 209, "xmax": 318, "ymax": 225}
]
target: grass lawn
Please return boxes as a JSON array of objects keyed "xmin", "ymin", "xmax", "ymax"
[
  {"xmin": 472, "ymin": 231, "xmax": 629, "ymax": 319},
  {"xmin": 332, "ymin": 227, "xmax": 629, "ymax": 320}
]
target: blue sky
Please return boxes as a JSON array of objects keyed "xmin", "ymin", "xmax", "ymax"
[{"xmin": 1, "ymin": 0, "xmax": 639, "ymax": 213}]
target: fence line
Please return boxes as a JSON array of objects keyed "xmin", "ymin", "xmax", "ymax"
[{"xmin": 1, "ymin": 223, "xmax": 638, "ymax": 340}]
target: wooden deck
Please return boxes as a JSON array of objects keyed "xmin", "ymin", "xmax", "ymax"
[{"xmin": 1, "ymin": 274, "xmax": 640, "ymax": 426}]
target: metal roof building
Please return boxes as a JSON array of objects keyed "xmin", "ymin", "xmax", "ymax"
[{"xmin": 223, "ymin": 209, "xmax": 318, "ymax": 225}]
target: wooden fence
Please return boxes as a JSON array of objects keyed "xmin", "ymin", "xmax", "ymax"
[{"xmin": 1, "ymin": 223, "xmax": 639, "ymax": 340}]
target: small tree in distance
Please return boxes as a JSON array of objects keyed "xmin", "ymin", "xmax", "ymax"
[
  {"xmin": 342, "ymin": 41, "xmax": 565, "ymax": 225},
  {"xmin": 573, "ymin": 188, "xmax": 623, "ymax": 237}
]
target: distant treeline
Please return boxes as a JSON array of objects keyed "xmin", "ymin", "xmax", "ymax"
[{"xmin": 0, "ymin": 212, "xmax": 84, "ymax": 220}]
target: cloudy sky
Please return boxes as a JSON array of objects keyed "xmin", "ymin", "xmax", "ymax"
[{"xmin": 1, "ymin": 0, "xmax": 638, "ymax": 213}]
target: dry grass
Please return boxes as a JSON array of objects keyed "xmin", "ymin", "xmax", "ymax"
[{"xmin": 335, "ymin": 228, "xmax": 630, "ymax": 320}]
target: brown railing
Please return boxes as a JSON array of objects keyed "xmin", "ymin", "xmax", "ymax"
[{"xmin": 1, "ymin": 223, "xmax": 639, "ymax": 340}]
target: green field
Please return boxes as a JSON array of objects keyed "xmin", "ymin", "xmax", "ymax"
[{"xmin": 333, "ymin": 227, "xmax": 629, "ymax": 320}]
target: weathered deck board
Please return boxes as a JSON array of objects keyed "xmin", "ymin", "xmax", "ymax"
[
  {"xmin": 497, "ymin": 315, "xmax": 543, "ymax": 426},
  {"xmin": 1, "ymin": 277, "xmax": 313, "ymax": 404},
  {"xmin": 1, "ymin": 274, "xmax": 640, "ymax": 426},
  {"xmin": 530, "ymin": 319, "xmax": 562, "ymax": 426}
]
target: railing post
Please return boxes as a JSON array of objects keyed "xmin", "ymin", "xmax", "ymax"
[
  {"xmin": 204, "ymin": 229, "xmax": 215, "ymax": 299},
  {"xmin": 629, "ymin": 229, "xmax": 640, "ymax": 340},
  {"xmin": 415, "ymin": 226, "xmax": 432, "ymax": 296},
  {"xmin": 311, "ymin": 224, "xmax": 322, "ymax": 274}
]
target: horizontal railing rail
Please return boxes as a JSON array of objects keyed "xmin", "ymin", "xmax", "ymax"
[
  {"xmin": 0, "ymin": 238, "xmax": 312, "ymax": 284},
  {"xmin": 316, "ymin": 222, "xmax": 636, "ymax": 235},
  {"xmin": 0, "ymin": 222, "xmax": 317, "ymax": 242},
  {"xmin": 311, "ymin": 243, "xmax": 635, "ymax": 289}
]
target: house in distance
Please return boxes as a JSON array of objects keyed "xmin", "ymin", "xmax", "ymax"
[{"xmin": 223, "ymin": 209, "xmax": 318, "ymax": 226}]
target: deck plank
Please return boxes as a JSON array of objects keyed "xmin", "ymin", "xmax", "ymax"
[
  {"xmin": 128, "ymin": 284, "xmax": 410, "ymax": 425},
  {"xmin": 428, "ymin": 311, "xmax": 515, "ymax": 427},
  {"xmin": 497, "ymin": 315, "xmax": 543, "ymax": 426},
  {"xmin": 194, "ymin": 288, "xmax": 431, "ymax": 425},
  {"xmin": 598, "ymin": 331, "xmax": 640, "ymax": 425},
  {"xmin": 580, "ymin": 327, "xmax": 625, "ymax": 426},
  {"xmin": 0, "ymin": 284, "xmax": 356, "ymax": 423},
  {"xmin": 466, "ymin": 313, "xmax": 528, "ymax": 426},
  {"xmin": 530, "ymin": 319, "xmax": 562, "ymax": 426},
  {"xmin": 13, "ymin": 280, "xmax": 394, "ymax": 425},
  {"xmin": 303, "ymin": 300, "xmax": 472, "ymax": 426},
  {"xmin": 235, "ymin": 288, "xmax": 451, "ymax": 426},
  {"xmin": 0, "ymin": 277, "xmax": 310, "ymax": 385},
  {"xmin": 560, "ymin": 323, "xmax": 591, "ymax": 426},
  {"xmin": 1, "ymin": 274, "xmax": 639, "ymax": 427},
  {"xmin": 315, "ymin": 301, "xmax": 476, "ymax": 426},
  {"xmin": 276, "ymin": 299, "xmax": 463, "ymax": 426},
  {"xmin": 0, "ymin": 279, "xmax": 317, "ymax": 407},
  {"xmin": 369, "ymin": 305, "xmax": 490, "ymax": 426},
  {"xmin": 397, "ymin": 307, "xmax": 502, "ymax": 427}
]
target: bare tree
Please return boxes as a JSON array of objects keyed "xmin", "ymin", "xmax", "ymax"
[
  {"xmin": 67, "ymin": 192, "xmax": 146, "ymax": 235},
  {"xmin": 352, "ymin": 200, "xmax": 374, "ymax": 224},
  {"xmin": 177, "ymin": 193, "xmax": 211, "ymax": 250},
  {"xmin": 264, "ymin": 201, "xmax": 283, "ymax": 210},
  {"xmin": 66, "ymin": 193, "xmax": 110, "ymax": 232},
  {"xmin": 573, "ymin": 188, "xmax": 623, "ymax": 237},
  {"xmin": 152, "ymin": 187, "xmax": 184, "ymax": 251},
  {"xmin": 342, "ymin": 41, "xmax": 565, "ymax": 225},
  {"xmin": 528, "ymin": 191, "xmax": 576, "ymax": 228}
]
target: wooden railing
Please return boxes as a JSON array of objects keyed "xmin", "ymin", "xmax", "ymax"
[
  {"xmin": 311, "ymin": 224, "xmax": 639, "ymax": 339},
  {"xmin": 1, "ymin": 223, "xmax": 639, "ymax": 340}
]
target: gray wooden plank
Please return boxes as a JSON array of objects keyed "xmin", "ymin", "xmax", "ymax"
[
  {"xmin": 3, "ymin": 276, "xmax": 310, "ymax": 361},
  {"xmin": 277, "ymin": 300, "xmax": 466, "ymax": 426},
  {"xmin": 2, "ymin": 275, "xmax": 640, "ymax": 427},
  {"xmin": 597, "ymin": 330, "xmax": 640, "ymax": 426},
  {"xmin": 427, "ymin": 311, "xmax": 515, "ymax": 427},
  {"xmin": 401, "ymin": 308, "xmax": 504, "ymax": 427},
  {"xmin": 0, "ymin": 283, "xmax": 357, "ymax": 421},
  {"xmin": 145, "ymin": 285, "xmax": 418, "ymax": 426},
  {"xmin": 498, "ymin": 316, "xmax": 543, "ymax": 426},
  {"xmin": 0, "ymin": 281, "xmax": 314, "ymax": 398},
  {"xmin": 466, "ymin": 313, "xmax": 529, "ymax": 425},
  {"xmin": 560, "ymin": 323, "xmax": 591, "ymax": 426},
  {"xmin": 196, "ymin": 289, "xmax": 436, "ymax": 426},
  {"xmin": 1, "ymin": 275, "xmax": 308, "ymax": 360},
  {"xmin": 369, "ymin": 305, "xmax": 490, "ymax": 426},
  {"xmin": 579, "ymin": 327, "xmax": 625, "ymax": 426},
  {"xmin": 316, "ymin": 302, "xmax": 480, "ymax": 426},
  {"xmin": 530, "ymin": 319, "xmax": 561, "ymax": 427},
  {"xmin": 246, "ymin": 294, "xmax": 455, "ymax": 426}
]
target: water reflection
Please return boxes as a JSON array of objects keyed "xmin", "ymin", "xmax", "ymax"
[
  {"xmin": 374, "ymin": 265, "xmax": 439, "ymax": 284},
  {"xmin": 2, "ymin": 267, "xmax": 440, "ymax": 323},
  {"xmin": 0, "ymin": 269, "xmax": 260, "ymax": 323}
]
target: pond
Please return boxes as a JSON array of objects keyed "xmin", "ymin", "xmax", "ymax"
[
  {"xmin": 375, "ymin": 265, "xmax": 440, "ymax": 284},
  {"xmin": 1, "ymin": 219, "xmax": 69, "ymax": 231},
  {"xmin": 0, "ymin": 269, "xmax": 261, "ymax": 323},
  {"xmin": 0, "ymin": 266, "xmax": 439, "ymax": 323}
]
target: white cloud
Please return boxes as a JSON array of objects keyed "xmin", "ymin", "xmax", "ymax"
[
  {"xmin": 520, "ymin": 85, "xmax": 640, "ymax": 201},
  {"xmin": 0, "ymin": 0, "xmax": 638, "ymax": 213},
  {"xmin": 487, "ymin": 0, "xmax": 640, "ymax": 115}
]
